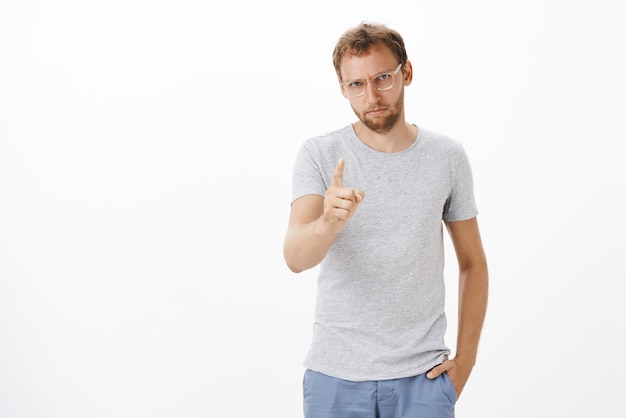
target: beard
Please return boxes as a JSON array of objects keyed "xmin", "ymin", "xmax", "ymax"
[{"xmin": 352, "ymin": 89, "xmax": 404, "ymax": 134}]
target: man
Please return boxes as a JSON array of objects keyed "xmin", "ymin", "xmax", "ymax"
[{"xmin": 283, "ymin": 21, "xmax": 488, "ymax": 418}]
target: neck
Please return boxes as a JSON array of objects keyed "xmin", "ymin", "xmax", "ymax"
[{"xmin": 353, "ymin": 121, "xmax": 417, "ymax": 153}]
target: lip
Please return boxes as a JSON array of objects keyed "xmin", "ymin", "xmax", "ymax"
[{"xmin": 366, "ymin": 108, "xmax": 387, "ymax": 116}]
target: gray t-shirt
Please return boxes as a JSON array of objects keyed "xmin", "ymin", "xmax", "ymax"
[{"xmin": 291, "ymin": 124, "xmax": 478, "ymax": 381}]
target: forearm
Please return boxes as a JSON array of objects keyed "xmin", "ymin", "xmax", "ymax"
[
  {"xmin": 283, "ymin": 219, "xmax": 338, "ymax": 273},
  {"xmin": 455, "ymin": 262, "xmax": 489, "ymax": 365},
  {"xmin": 284, "ymin": 162, "xmax": 364, "ymax": 273}
]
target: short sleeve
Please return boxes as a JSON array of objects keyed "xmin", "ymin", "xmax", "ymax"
[
  {"xmin": 442, "ymin": 145, "xmax": 478, "ymax": 221},
  {"xmin": 291, "ymin": 143, "xmax": 328, "ymax": 204}
]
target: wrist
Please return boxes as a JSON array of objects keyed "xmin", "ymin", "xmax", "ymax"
[
  {"xmin": 453, "ymin": 352, "xmax": 477, "ymax": 367},
  {"xmin": 315, "ymin": 216, "xmax": 342, "ymax": 238}
]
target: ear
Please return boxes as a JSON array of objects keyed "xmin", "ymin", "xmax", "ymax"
[{"xmin": 403, "ymin": 60, "xmax": 413, "ymax": 86}]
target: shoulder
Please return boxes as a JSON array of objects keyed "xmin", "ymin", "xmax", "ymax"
[
  {"xmin": 301, "ymin": 125, "xmax": 353, "ymax": 152},
  {"xmin": 297, "ymin": 125, "xmax": 355, "ymax": 169},
  {"xmin": 418, "ymin": 127, "xmax": 465, "ymax": 154},
  {"xmin": 416, "ymin": 127, "xmax": 472, "ymax": 176}
]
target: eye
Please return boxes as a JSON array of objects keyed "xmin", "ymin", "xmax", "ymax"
[
  {"xmin": 349, "ymin": 81, "xmax": 364, "ymax": 88},
  {"xmin": 377, "ymin": 73, "xmax": 391, "ymax": 81}
]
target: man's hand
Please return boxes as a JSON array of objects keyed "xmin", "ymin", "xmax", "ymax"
[
  {"xmin": 283, "ymin": 158, "xmax": 365, "ymax": 273},
  {"xmin": 322, "ymin": 158, "xmax": 365, "ymax": 231},
  {"xmin": 426, "ymin": 357, "xmax": 474, "ymax": 400}
]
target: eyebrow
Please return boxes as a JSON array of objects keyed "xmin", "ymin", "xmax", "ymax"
[
  {"xmin": 343, "ymin": 64, "xmax": 400, "ymax": 83},
  {"xmin": 342, "ymin": 63, "xmax": 402, "ymax": 84}
]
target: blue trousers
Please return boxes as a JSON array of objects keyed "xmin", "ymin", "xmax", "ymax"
[{"xmin": 303, "ymin": 369, "xmax": 456, "ymax": 418}]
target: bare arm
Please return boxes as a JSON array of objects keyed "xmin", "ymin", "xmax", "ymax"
[
  {"xmin": 283, "ymin": 158, "xmax": 365, "ymax": 273},
  {"xmin": 427, "ymin": 217, "xmax": 488, "ymax": 399}
]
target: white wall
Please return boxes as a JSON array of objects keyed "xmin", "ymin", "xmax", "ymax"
[{"xmin": 1, "ymin": 1, "xmax": 624, "ymax": 417}]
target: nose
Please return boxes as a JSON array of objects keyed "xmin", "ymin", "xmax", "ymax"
[{"xmin": 362, "ymin": 81, "xmax": 381, "ymax": 102}]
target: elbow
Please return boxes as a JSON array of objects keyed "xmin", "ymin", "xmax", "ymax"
[
  {"xmin": 285, "ymin": 258, "xmax": 308, "ymax": 274},
  {"xmin": 283, "ymin": 249, "xmax": 306, "ymax": 274},
  {"xmin": 287, "ymin": 263, "xmax": 305, "ymax": 274}
]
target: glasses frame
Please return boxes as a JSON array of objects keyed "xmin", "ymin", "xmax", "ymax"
[{"xmin": 341, "ymin": 63, "xmax": 403, "ymax": 98}]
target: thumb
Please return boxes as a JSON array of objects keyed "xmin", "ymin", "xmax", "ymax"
[{"xmin": 427, "ymin": 364, "xmax": 444, "ymax": 379}]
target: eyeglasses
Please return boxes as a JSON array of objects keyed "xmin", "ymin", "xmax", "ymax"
[{"xmin": 341, "ymin": 63, "xmax": 403, "ymax": 98}]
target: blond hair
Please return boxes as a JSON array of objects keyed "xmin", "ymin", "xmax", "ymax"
[{"xmin": 332, "ymin": 22, "xmax": 408, "ymax": 82}]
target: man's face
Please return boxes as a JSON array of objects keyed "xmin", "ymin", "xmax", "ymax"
[{"xmin": 339, "ymin": 45, "xmax": 406, "ymax": 134}]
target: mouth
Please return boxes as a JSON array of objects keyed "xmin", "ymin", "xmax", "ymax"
[{"xmin": 366, "ymin": 108, "xmax": 387, "ymax": 117}]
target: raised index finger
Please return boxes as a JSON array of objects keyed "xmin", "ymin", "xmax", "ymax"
[{"xmin": 331, "ymin": 158, "xmax": 345, "ymax": 188}]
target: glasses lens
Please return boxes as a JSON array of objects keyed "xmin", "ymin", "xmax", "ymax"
[
  {"xmin": 347, "ymin": 83, "xmax": 365, "ymax": 97},
  {"xmin": 374, "ymin": 73, "xmax": 394, "ymax": 91},
  {"xmin": 344, "ymin": 66, "xmax": 399, "ymax": 98}
]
